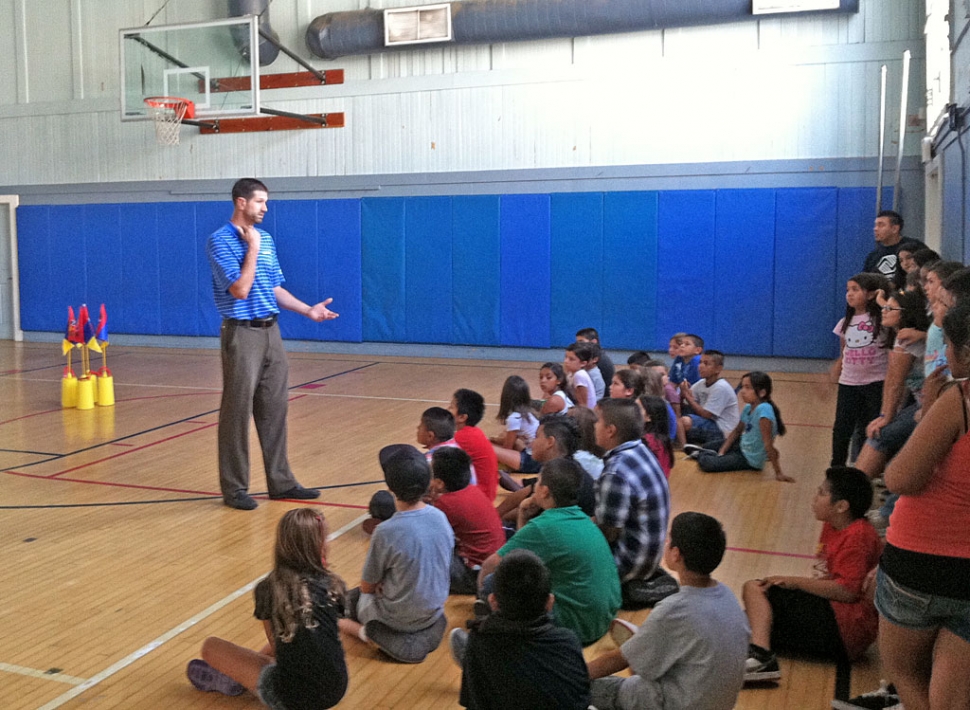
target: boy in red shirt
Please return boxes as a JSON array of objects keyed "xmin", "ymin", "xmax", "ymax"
[
  {"xmin": 450, "ymin": 389, "xmax": 499, "ymax": 501},
  {"xmin": 429, "ymin": 447, "xmax": 506, "ymax": 594},
  {"xmin": 741, "ymin": 466, "xmax": 881, "ymax": 682}
]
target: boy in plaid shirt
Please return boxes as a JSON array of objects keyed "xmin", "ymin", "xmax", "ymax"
[{"xmin": 594, "ymin": 399, "xmax": 671, "ymax": 608}]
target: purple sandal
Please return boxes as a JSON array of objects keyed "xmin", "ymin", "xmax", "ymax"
[{"xmin": 186, "ymin": 659, "xmax": 245, "ymax": 696}]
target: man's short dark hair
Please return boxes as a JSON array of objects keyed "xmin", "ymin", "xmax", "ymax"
[
  {"xmin": 538, "ymin": 457, "xmax": 583, "ymax": 507},
  {"xmin": 431, "ymin": 447, "xmax": 471, "ymax": 492},
  {"xmin": 826, "ymin": 467, "xmax": 873, "ymax": 520},
  {"xmin": 575, "ymin": 327, "xmax": 601, "ymax": 342},
  {"xmin": 453, "ymin": 389, "xmax": 485, "ymax": 426},
  {"xmin": 232, "ymin": 178, "xmax": 268, "ymax": 202},
  {"xmin": 877, "ymin": 210, "xmax": 903, "ymax": 230},
  {"xmin": 494, "ymin": 550, "xmax": 551, "ymax": 622},
  {"xmin": 684, "ymin": 334, "xmax": 704, "ymax": 349},
  {"xmin": 421, "ymin": 407, "xmax": 455, "ymax": 442},
  {"xmin": 597, "ymin": 398, "xmax": 644, "ymax": 444},
  {"xmin": 702, "ymin": 349, "xmax": 725, "ymax": 367},
  {"xmin": 669, "ymin": 512, "xmax": 727, "ymax": 575}
]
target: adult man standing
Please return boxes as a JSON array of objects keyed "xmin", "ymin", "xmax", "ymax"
[
  {"xmin": 207, "ymin": 178, "xmax": 338, "ymax": 510},
  {"xmin": 863, "ymin": 210, "xmax": 923, "ymax": 279}
]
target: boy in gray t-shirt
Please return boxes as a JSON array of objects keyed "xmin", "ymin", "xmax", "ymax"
[
  {"xmin": 587, "ymin": 513, "xmax": 750, "ymax": 710},
  {"xmin": 339, "ymin": 444, "xmax": 454, "ymax": 657}
]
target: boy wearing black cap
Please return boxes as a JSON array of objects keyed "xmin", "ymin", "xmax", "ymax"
[{"xmin": 338, "ymin": 444, "xmax": 454, "ymax": 658}]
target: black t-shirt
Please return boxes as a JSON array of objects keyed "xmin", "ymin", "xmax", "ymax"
[
  {"xmin": 254, "ymin": 575, "xmax": 348, "ymax": 710},
  {"xmin": 862, "ymin": 238, "xmax": 923, "ymax": 281},
  {"xmin": 459, "ymin": 613, "xmax": 591, "ymax": 710}
]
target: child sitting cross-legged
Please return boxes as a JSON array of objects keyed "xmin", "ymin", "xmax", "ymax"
[
  {"xmin": 339, "ymin": 445, "xmax": 454, "ymax": 663},
  {"xmin": 186, "ymin": 509, "xmax": 348, "ymax": 707},
  {"xmin": 451, "ymin": 549, "xmax": 592, "ymax": 710},
  {"xmin": 586, "ymin": 512, "xmax": 751, "ymax": 710},
  {"xmin": 428, "ymin": 447, "xmax": 506, "ymax": 595},
  {"xmin": 741, "ymin": 466, "xmax": 881, "ymax": 683}
]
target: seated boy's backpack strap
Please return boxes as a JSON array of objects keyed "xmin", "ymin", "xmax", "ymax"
[
  {"xmin": 364, "ymin": 614, "xmax": 448, "ymax": 664},
  {"xmin": 620, "ymin": 568, "xmax": 680, "ymax": 611}
]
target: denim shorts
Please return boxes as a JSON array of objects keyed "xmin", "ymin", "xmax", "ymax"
[
  {"xmin": 257, "ymin": 664, "xmax": 289, "ymax": 710},
  {"xmin": 867, "ymin": 403, "xmax": 918, "ymax": 456},
  {"xmin": 875, "ymin": 568, "xmax": 970, "ymax": 643}
]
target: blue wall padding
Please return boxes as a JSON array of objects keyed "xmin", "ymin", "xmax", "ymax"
[
  {"xmin": 602, "ymin": 192, "xmax": 659, "ymax": 351},
  {"xmin": 17, "ymin": 187, "xmax": 885, "ymax": 360},
  {"xmin": 16, "ymin": 206, "xmax": 53, "ymax": 331},
  {"xmin": 550, "ymin": 193, "xmax": 603, "ymax": 347},
  {"xmin": 656, "ymin": 191, "xmax": 716, "ymax": 351},
  {"xmin": 273, "ymin": 200, "xmax": 320, "ymax": 342},
  {"xmin": 361, "ymin": 198, "xmax": 407, "ymax": 342},
  {"xmin": 500, "ymin": 194, "xmax": 551, "ymax": 348},
  {"xmin": 452, "ymin": 196, "xmax": 501, "ymax": 346},
  {"xmin": 316, "ymin": 198, "xmax": 363, "ymax": 343},
  {"xmin": 156, "ymin": 203, "xmax": 200, "ymax": 336},
  {"xmin": 119, "ymin": 203, "xmax": 161, "ymax": 335},
  {"xmin": 405, "ymin": 197, "xmax": 454, "ymax": 343},
  {"xmin": 772, "ymin": 188, "xmax": 839, "ymax": 358},
  {"xmin": 82, "ymin": 204, "xmax": 123, "ymax": 339},
  {"xmin": 713, "ymin": 190, "xmax": 775, "ymax": 356},
  {"xmin": 835, "ymin": 187, "xmax": 878, "ymax": 334},
  {"xmin": 51, "ymin": 206, "xmax": 88, "ymax": 321}
]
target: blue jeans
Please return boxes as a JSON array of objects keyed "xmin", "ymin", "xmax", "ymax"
[{"xmin": 695, "ymin": 439, "xmax": 756, "ymax": 473}]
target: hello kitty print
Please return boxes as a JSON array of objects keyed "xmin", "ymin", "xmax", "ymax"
[{"xmin": 834, "ymin": 314, "xmax": 889, "ymax": 386}]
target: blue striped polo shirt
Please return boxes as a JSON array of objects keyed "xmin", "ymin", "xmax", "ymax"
[{"xmin": 206, "ymin": 222, "xmax": 284, "ymax": 320}]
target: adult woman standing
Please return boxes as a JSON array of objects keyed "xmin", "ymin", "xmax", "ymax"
[{"xmin": 876, "ymin": 299, "xmax": 970, "ymax": 710}]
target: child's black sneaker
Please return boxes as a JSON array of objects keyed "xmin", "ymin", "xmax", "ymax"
[
  {"xmin": 682, "ymin": 444, "xmax": 704, "ymax": 460},
  {"xmin": 831, "ymin": 681, "xmax": 901, "ymax": 710},
  {"xmin": 743, "ymin": 644, "xmax": 781, "ymax": 683}
]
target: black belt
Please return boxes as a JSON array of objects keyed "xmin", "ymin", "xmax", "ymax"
[{"xmin": 225, "ymin": 314, "xmax": 278, "ymax": 328}]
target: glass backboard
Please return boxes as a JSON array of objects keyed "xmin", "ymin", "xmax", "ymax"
[{"xmin": 120, "ymin": 16, "xmax": 260, "ymax": 121}]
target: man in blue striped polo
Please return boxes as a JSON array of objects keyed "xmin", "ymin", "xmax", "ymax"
[{"xmin": 206, "ymin": 178, "xmax": 338, "ymax": 510}]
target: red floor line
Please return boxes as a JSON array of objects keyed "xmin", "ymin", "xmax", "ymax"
[
  {"xmin": 787, "ymin": 422, "xmax": 832, "ymax": 429},
  {"xmin": 2, "ymin": 469, "xmax": 368, "ymax": 509},
  {"xmin": 45, "ymin": 423, "xmax": 218, "ymax": 478},
  {"xmin": 726, "ymin": 546, "xmax": 815, "ymax": 560}
]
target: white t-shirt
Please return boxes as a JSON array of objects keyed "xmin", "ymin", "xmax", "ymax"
[
  {"xmin": 506, "ymin": 411, "xmax": 540, "ymax": 447},
  {"xmin": 571, "ymin": 369, "xmax": 598, "ymax": 408},
  {"xmin": 689, "ymin": 378, "xmax": 741, "ymax": 436}
]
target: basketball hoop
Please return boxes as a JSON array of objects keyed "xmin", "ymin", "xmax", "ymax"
[{"xmin": 143, "ymin": 96, "xmax": 195, "ymax": 146}]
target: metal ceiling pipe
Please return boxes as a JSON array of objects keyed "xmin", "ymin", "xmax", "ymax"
[
  {"xmin": 229, "ymin": 0, "xmax": 281, "ymax": 65},
  {"xmin": 307, "ymin": 0, "xmax": 859, "ymax": 60}
]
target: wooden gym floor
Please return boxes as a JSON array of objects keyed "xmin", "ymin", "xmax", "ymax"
[{"xmin": 0, "ymin": 340, "xmax": 881, "ymax": 709}]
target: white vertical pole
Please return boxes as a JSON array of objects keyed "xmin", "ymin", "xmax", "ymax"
[
  {"xmin": 894, "ymin": 50, "xmax": 911, "ymax": 212},
  {"xmin": 876, "ymin": 65, "xmax": 887, "ymax": 213}
]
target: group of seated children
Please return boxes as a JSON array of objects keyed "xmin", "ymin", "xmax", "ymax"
[{"xmin": 183, "ymin": 325, "xmax": 894, "ymax": 710}]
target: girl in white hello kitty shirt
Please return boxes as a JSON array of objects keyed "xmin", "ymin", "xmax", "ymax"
[{"xmin": 830, "ymin": 272, "xmax": 892, "ymax": 467}]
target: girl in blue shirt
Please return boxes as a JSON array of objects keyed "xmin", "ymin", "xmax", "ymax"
[{"xmin": 690, "ymin": 372, "xmax": 793, "ymax": 482}]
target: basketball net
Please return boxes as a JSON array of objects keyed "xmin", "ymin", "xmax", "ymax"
[{"xmin": 144, "ymin": 97, "xmax": 195, "ymax": 146}]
